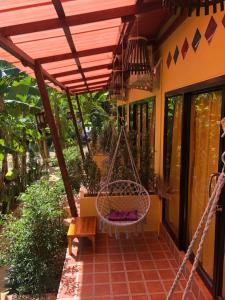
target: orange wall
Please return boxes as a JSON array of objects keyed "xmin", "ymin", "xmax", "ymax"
[
  {"xmin": 161, "ymin": 11, "xmax": 225, "ymax": 91},
  {"xmin": 123, "ymin": 10, "xmax": 225, "ymax": 177}
]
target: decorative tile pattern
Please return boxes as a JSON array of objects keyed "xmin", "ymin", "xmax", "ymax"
[
  {"xmin": 181, "ymin": 38, "xmax": 189, "ymax": 59},
  {"xmin": 167, "ymin": 52, "xmax": 172, "ymax": 69},
  {"xmin": 173, "ymin": 46, "xmax": 179, "ymax": 64},
  {"xmin": 205, "ymin": 16, "xmax": 217, "ymax": 44},
  {"xmin": 192, "ymin": 28, "xmax": 201, "ymax": 52}
]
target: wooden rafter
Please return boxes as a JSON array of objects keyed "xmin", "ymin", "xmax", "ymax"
[
  {"xmin": 62, "ymin": 74, "xmax": 110, "ymax": 85},
  {"xmin": 52, "ymin": 0, "xmax": 89, "ymax": 91},
  {"xmin": 52, "ymin": 64, "xmax": 112, "ymax": 78},
  {"xmin": 1, "ymin": 2, "xmax": 162, "ymax": 37},
  {"xmin": 0, "ymin": 34, "xmax": 65, "ymax": 90},
  {"xmin": 38, "ymin": 45, "xmax": 116, "ymax": 65},
  {"xmin": 75, "ymin": 88, "xmax": 106, "ymax": 94},
  {"xmin": 68, "ymin": 80, "xmax": 108, "ymax": 90}
]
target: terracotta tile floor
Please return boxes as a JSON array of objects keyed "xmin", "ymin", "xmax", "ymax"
[{"xmin": 57, "ymin": 232, "xmax": 197, "ymax": 300}]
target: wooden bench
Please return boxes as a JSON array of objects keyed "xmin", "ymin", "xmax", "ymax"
[{"xmin": 67, "ymin": 216, "xmax": 97, "ymax": 255}]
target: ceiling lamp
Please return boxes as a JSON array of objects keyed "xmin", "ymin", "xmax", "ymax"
[
  {"xmin": 125, "ymin": 36, "xmax": 153, "ymax": 91},
  {"xmin": 162, "ymin": 0, "xmax": 224, "ymax": 16}
]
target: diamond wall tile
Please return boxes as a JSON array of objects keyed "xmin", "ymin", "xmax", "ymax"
[
  {"xmin": 167, "ymin": 52, "xmax": 172, "ymax": 69},
  {"xmin": 173, "ymin": 46, "xmax": 179, "ymax": 64},
  {"xmin": 222, "ymin": 15, "xmax": 225, "ymax": 28},
  {"xmin": 181, "ymin": 38, "xmax": 189, "ymax": 59},
  {"xmin": 192, "ymin": 28, "xmax": 201, "ymax": 52},
  {"xmin": 205, "ymin": 16, "xmax": 217, "ymax": 44}
]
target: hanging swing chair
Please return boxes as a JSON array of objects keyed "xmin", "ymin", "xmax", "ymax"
[{"xmin": 96, "ymin": 125, "xmax": 150, "ymax": 236}]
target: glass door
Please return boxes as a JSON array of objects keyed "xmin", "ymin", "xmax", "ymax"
[
  {"xmin": 187, "ymin": 90, "xmax": 222, "ymax": 280},
  {"xmin": 164, "ymin": 95, "xmax": 183, "ymax": 240}
]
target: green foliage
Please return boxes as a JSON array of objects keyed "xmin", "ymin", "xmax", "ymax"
[
  {"xmin": 139, "ymin": 133, "xmax": 156, "ymax": 192},
  {"xmin": 99, "ymin": 120, "xmax": 117, "ymax": 154},
  {"xmin": 0, "ymin": 179, "xmax": 66, "ymax": 297},
  {"xmin": 63, "ymin": 146, "xmax": 83, "ymax": 193},
  {"xmin": 83, "ymin": 153, "xmax": 101, "ymax": 194}
]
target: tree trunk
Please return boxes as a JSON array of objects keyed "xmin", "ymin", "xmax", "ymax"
[
  {"xmin": 54, "ymin": 95, "xmax": 65, "ymax": 149},
  {"xmin": 0, "ymin": 154, "xmax": 8, "ymax": 188},
  {"xmin": 38, "ymin": 137, "xmax": 48, "ymax": 168}
]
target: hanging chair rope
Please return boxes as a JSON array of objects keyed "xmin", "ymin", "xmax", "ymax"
[
  {"xmin": 106, "ymin": 125, "xmax": 141, "ymax": 185},
  {"xmin": 96, "ymin": 124, "xmax": 150, "ymax": 233},
  {"xmin": 167, "ymin": 170, "xmax": 225, "ymax": 300}
]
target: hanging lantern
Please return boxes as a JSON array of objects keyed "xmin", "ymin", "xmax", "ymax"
[
  {"xmin": 109, "ymin": 69, "xmax": 127, "ymax": 100},
  {"xmin": 162, "ymin": 0, "xmax": 224, "ymax": 16},
  {"xmin": 35, "ymin": 111, "xmax": 47, "ymax": 130},
  {"xmin": 125, "ymin": 36, "xmax": 153, "ymax": 91},
  {"xmin": 66, "ymin": 111, "xmax": 73, "ymax": 120}
]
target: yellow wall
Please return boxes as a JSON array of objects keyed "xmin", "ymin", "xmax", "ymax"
[
  {"xmin": 122, "ymin": 10, "xmax": 225, "ymax": 177},
  {"xmin": 93, "ymin": 153, "xmax": 108, "ymax": 176},
  {"xmin": 80, "ymin": 194, "xmax": 162, "ymax": 233}
]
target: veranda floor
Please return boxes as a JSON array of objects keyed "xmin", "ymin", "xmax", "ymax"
[{"xmin": 57, "ymin": 231, "xmax": 197, "ymax": 300}]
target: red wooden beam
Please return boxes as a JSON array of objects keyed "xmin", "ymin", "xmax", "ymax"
[
  {"xmin": 68, "ymin": 80, "xmax": 108, "ymax": 90},
  {"xmin": 34, "ymin": 61, "xmax": 78, "ymax": 217},
  {"xmin": 136, "ymin": 0, "xmax": 144, "ymax": 7},
  {"xmin": 62, "ymin": 74, "xmax": 110, "ymax": 85},
  {"xmin": 38, "ymin": 45, "xmax": 116, "ymax": 65},
  {"xmin": 0, "ymin": 33, "xmax": 65, "ymax": 90},
  {"xmin": 1, "ymin": 2, "xmax": 162, "ymax": 37},
  {"xmin": 52, "ymin": 0, "xmax": 89, "ymax": 91},
  {"xmin": 52, "ymin": 63, "xmax": 112, "ymax": 78},
  {"xmin": 65, "ymin": 89, "xmax": 85, "ymax": 162},
  {"xmin": 74, "ymin": 88, "xmax": 106, "ymax": 95}
]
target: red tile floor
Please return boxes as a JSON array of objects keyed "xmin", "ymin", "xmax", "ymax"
[{"xmin": 57, "ymin": 231, "xmax": 197, "ymax": 300}]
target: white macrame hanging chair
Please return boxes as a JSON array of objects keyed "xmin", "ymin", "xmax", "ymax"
[{"xmin": 96, "ymin": 125, "xmax": 150, "ymax": 231}]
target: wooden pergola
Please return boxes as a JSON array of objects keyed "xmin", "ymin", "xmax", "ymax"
[{"xmin": 0, "ymin": 0, "xmax": 179, "ymax": 216}]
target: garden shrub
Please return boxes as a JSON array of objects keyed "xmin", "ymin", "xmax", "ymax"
[
  {"xmin": 51, "ymin": 145, "xmax": 101, "ymax": 195},
  {"xmin": 63, "ymin": 146, "xmax": 83, "ymax": 193},
  {"xmin": 0, "ymin": 178, "xmax": 66, "ymax": 298},
  {"xmin": 82, "ymin": 153, "xmax": 101, "ymax": 195}
]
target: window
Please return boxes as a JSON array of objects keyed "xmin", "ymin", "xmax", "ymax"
[{"xmin": 129, "ymin": 98, "xmax": 156, "ymax": 192}]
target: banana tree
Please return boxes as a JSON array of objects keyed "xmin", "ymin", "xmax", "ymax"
[{"xmin": 0, "ymin": 69, "xmax": 43, "ymax": 208}]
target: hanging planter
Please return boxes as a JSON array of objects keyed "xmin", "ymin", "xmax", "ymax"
[
  {"xmin": 162, "ymin": 0, "xmax": 224, "ymax": 16},
  {"xmin": 125, "ymin": 36, "xmax": 153, "ymax": 91}
]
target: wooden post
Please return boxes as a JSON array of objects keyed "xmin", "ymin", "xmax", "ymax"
[
  {"xmin": 34, "ymin": 61, "xmax": 78, "ymax": 217},
  {"xmin": 75, "ymin": 94, "xmax": 91, "ymax": 155},
  {"xmin": 65, "ymin": 89, "xmax": 85, "ymax": 162}
]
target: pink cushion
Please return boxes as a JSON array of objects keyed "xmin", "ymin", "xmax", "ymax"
[
  {"xmin": 108, "ymin": 209, "xmax": 138, "ymax": 221},
  {"xmin": 126, "ymin": 210, "xmax": 138, "ymax": 221}
]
